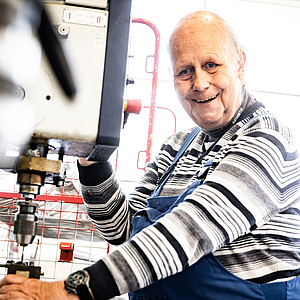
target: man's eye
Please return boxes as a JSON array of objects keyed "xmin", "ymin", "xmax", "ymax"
[
  {"xmin": 205, "ymin": 62, "xmax": 217, "ymax": 69},
  {"xmin": 178, "ymin": 68, "xmax": 191, "ymax": 76}
]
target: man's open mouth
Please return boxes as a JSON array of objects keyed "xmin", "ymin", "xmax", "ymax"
[{"xmin": 193, "ymin": 93, "xmax": 219, "ymax": 104}]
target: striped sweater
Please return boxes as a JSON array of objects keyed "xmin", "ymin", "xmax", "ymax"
[{"xmin": 79, "ymin": 97, "xmax": 300, "ymax": 299}]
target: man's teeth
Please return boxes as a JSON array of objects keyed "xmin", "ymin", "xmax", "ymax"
[{"xmin": 195, "ymin": 94, "xmax": 219, "ymax": 103}]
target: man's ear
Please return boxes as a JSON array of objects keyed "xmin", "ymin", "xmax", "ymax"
[{"xmin": 238, "ymin": 50, "xmax": 246, "ymax": 81}]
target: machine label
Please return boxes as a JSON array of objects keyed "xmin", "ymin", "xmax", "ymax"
[
  {"xmin": 16, "ymin": 270, "xmax": 30, "ymax": 278},
  {"xmin": 63, "ymin": 9, "xmax": 107, "ymax": 27}
]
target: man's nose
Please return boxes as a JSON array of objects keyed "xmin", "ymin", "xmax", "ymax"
[{"xmin": 192, "ymin": 70, "xmax": 210, "ymax": 91}]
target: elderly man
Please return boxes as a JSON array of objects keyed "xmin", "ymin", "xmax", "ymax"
[{"xmin": 1, "ymin": 10, "xmax": 300, "ymax": 300}]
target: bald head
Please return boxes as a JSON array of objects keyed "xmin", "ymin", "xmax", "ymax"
[
  {"xmin": 169, "ymin": 11, "xmax": 242, "ymax": 61},
  {"xmin": 168, "ymin": 11, "xmax": 246, "ymax": 131}
]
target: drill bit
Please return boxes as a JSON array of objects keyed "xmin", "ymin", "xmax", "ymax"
[{"xmin": 21, "ymin": 246, "xmax": 25, "ymax": 263}]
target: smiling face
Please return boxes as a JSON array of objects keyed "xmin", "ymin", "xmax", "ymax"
[{"xmin": 170, "ymin": 12, "xmax": 246, "ymax": 131}]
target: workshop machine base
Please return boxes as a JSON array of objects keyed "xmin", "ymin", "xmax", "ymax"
[{"xmin": 0, "ymin": 260, "xmax": 44, "ymax": 279}]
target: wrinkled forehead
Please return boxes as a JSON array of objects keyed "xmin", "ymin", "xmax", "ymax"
[
  {"xmin": 169, "ymin": 22, "xmax": 235, "ymax": 67},
  {"xmin": 170, "ymin": 18, "xmax": 231, "ymax": 56}
]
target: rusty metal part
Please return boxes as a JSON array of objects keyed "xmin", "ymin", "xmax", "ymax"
[
  {"xmin": 18, "ymin": 156, "xmax": 61, "ymax": 173},
  {"xmin": 17, "ymin": 172, "xmax": 44, "ymax": 186},
  {"xmin": 17, "ymin": 171, "xmax": 44, "ymax": 198}
]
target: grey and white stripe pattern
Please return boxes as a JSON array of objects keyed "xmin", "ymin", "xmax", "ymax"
[{"xmin": 81, "ymin": 103, "xmax": 300, "ymax": 294}]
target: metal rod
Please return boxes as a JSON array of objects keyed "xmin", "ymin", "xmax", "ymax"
[
  {"xmin": 21, "ymin": 246, "xmax": 25, "ymax": 263},
  {"xmin": 132, "ymin": 18, "xmax": 161, "ymax": 169}
]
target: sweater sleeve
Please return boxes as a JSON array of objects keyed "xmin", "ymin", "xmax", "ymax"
[
  {"xmin": 84, "ymin": 115, "xmax": 300, "ymax": 299},
  {"xmin": 78, "ymin": 161, "xmax": 148, "ymax": 245},
  {"xmin": 77, "ymin": 135, "xmax": 176, "ymax": 245}
]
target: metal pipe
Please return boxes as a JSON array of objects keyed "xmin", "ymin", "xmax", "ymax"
[
  {"xmin": 132, "ymin": 18, "xmax": 161, "ymax": 168},
  {"xmin": 143, "ymin": 106, "xmax": 177, "ymax": 133}
]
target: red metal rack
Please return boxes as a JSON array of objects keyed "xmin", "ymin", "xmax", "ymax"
[{"xmin": 0, "ymin": 158, "xmax": 110, "ymax": 280}]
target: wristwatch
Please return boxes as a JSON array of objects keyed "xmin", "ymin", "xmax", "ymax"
[{"xmin": 64, "ymin": 270, "xmax": 94, "ymax": 300}]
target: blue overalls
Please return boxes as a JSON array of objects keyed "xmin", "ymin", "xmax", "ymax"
[{"xmin": 129, "ymin": 127, "xmax": 300, "ymax": 300}]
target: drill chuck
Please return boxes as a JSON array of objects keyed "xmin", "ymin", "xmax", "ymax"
[{"xmin": 13, "ymin": 201, "xmax": 38, "ymax": 247}]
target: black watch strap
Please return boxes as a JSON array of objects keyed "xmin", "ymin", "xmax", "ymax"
[
  {"xmin": 65, "ymin": 270, "xmax": 93, "ymax": 300},
  {"xmin": 77, "ymin": 284, "xmax": 94, "ymax": 300}
]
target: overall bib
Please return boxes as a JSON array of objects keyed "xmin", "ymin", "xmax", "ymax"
[{"xmin": 129, "ymin": 127, "xmax": 300, "ymax": 300}]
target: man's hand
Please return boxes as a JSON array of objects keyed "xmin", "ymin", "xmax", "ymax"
[{"xmin": 0, "ymin": 275, "xmax": 79, "ymax": 300}]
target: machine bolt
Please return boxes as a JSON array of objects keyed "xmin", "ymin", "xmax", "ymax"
[{"xmin": 58, "ymin": 24, "xmax": 70, "ymax": 36}]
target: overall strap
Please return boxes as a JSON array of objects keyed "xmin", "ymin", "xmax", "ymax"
[{"xmin": 152, "ymin": 126, "xmax": 201, "ymax": 197}]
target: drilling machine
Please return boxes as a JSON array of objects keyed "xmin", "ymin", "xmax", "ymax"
[{"xmin": 0, "ymin": 0, "xmax": 132, "ymax": 278}]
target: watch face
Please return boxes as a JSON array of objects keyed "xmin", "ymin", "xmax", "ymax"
[{"xmin": 67, "ymin": 270, "xmax": 89, "ymax": 289}]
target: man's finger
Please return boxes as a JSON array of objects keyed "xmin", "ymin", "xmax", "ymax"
[
  {"xmin": 0, "ymin": 275, "xmax": 27, "ymax": 288},
  {"xmin": 0, "ymin": 289, "xmax": 27, "ymax": 300}
]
